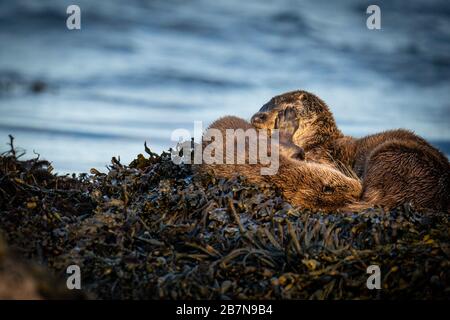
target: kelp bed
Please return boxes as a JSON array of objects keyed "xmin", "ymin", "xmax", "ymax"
[{"xmin": 0, "ymin": 138, "xmax": 449, "ymax": 299}]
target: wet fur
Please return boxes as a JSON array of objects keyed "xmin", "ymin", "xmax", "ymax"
[
  {"xmin": 196, "ymin": 116, "xmax": 362, "ymax": 211},
  {"xmin": 252, "ymin": 90, "xmax": 450, "ymax": 211}
]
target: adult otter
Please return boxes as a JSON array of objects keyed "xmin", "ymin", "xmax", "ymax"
[
  {"xmin": 251, "ymin": 90, "xmax": 450, "ymax": 211},
  {"xmin": 196, "ymin": 116, "xmax": 362, "ymax": 211}
]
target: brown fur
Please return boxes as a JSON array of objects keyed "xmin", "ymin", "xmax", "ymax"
[
  {"xmin": 0, "ymin": 236, "xmax": 85, "ymax": 299},
  {"xmin": 251, "ymin": 90, "xmax": 450, "ymax": 211},
  {"xmin": 196, "ymin": 116, "xmax": 362, "ymax": 211}
]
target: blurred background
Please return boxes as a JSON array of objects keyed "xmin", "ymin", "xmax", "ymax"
[{"xmin": 0, "ymin": 0, "xmax": 449, "ymax": 173}]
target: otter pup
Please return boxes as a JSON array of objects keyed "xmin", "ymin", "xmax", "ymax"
[
  {"xmin": 251, "ymin": 90, "xmax": 450, "ymax": 211},
  {"xmin": 196, "ymin": 116, "xmax": 362, "ymax": 211}
]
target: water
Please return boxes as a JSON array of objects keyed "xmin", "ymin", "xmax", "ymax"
[{"xmin": 0, "ymin": 0, "xmax": 449, "ymax": 173}]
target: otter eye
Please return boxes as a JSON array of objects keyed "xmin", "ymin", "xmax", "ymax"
[{"xmin": 322, "ymin": 186, "xmax": 334, "ymax": 194}]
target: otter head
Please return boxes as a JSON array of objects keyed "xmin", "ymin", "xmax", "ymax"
[
  {"xmin": 277, "ymin": 161, "xmax": 362, "ymax": 211},
  {"xmin": 251, "ymin": 90, "xmax": 340, "ymax": 149}
]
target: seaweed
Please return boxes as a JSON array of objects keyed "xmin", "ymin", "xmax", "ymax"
[{"xmin": 0, "ymin": 137, "xmax": 448, "ymax": 299}]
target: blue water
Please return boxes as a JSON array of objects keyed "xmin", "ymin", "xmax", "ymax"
[{"xmin": 0, "ymin": 0, "xmax": 449, "ymax": 173}]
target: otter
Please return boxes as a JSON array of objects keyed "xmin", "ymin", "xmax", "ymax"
[
  {"xmin": 251, "ymin": 90, "xmax": 450, "ymax": 211},
  {"xmin": 251, "ymin": 91, "xmax": 352, "ymax": 170},
  {"xmin": 195, "ymin": 116, "xmax": 362, "ymax": 211}
]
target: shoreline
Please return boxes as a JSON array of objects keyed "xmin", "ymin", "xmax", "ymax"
[{"xmin": 1, "ymin": 143, "xmax": 449, "ymax": 299}]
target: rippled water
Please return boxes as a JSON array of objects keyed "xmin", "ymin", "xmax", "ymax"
[{"xmin": 0, "ymin": 0, "xmax": 449, "ymax": 172}]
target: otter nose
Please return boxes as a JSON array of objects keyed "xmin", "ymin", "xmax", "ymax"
[{"xmin": 251, "ymin": 112, "xmax": 268, "ymax": 125}]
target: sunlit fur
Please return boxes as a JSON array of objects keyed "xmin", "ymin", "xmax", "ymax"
[
  {"xmin": 196, "ymin": 116, "xmax": 362, "ymax": 211},
  {"xmin": 251, "ymin": 90, "xmax": 450, "ymax": 212}
]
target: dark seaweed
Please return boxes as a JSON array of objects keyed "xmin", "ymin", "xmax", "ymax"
[{"xmin": 0, "ymin": 136, "xmax": 448, "ymax": 299}]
